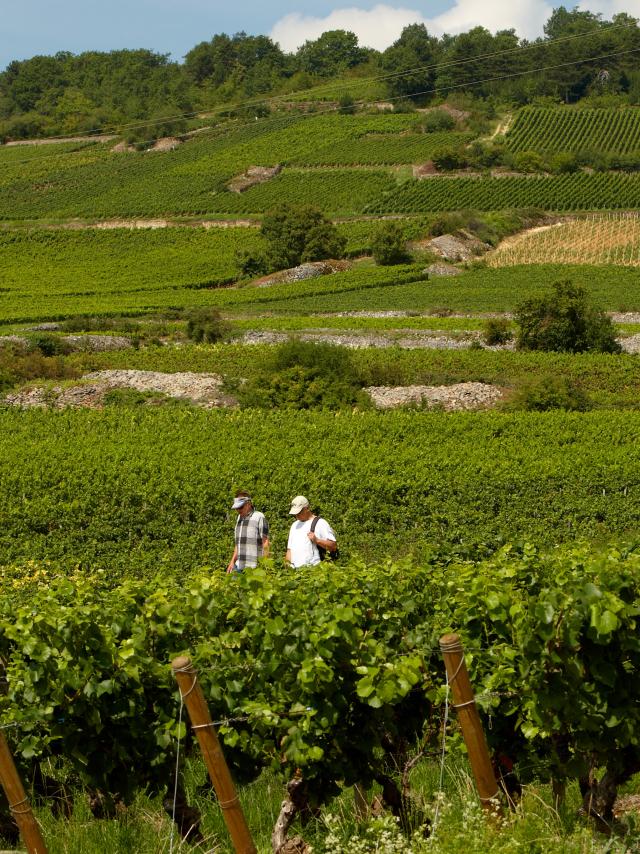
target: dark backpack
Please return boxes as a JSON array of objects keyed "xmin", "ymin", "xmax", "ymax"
[{"xmin": 310, "ymin": 516, "xmax": 339, "ymax": 562}]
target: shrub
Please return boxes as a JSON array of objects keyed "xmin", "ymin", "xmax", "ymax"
[
  {"xmin": 549, "ymin": 152, "xmax": 579, "ymax": 174},
  {"xmin": 515, "ymin": 280, "xmax": 621, "ymax": 354},
  {"xmin": 185, "ymin": 308, "xmax": 229, "ymax": 344},
  {"xmin": 483, "ymin": 318, "xmax": 513, "ymax": 346},
  {"xmin": 507, "ymin": 375, "xmax": 592, "ymax": 412},
  {"xmin": 27, "ymin": 334, "xmax": 72, "ymax": 357},
  {"xmin": 235, "ymin": 249, "xmax": 269, "ymax": 279},
  {"xmin": 338, "ymin": 93, "xmax": 356, "ymax": 115},
  {"xmin": 420, "ymin": 109, "xmax": 455, "ymax": 133},
  {"xmin": 513, "ymin": 150, "xmax": 545, "ymax": 173},
  {"xmin": 431, "ymin": 146, "xmax": 467, "ymax": 171},
  {"xmin": 237, "ymin": 339, "xmax": 369, "ymax": 410},
  {"xmin": 261, "ymin": 204, "xmax": 346, "ymax": 272},
  {"xmin": 429, "ymin": 212, "xmax": 467, "ymax": 236},
  {"xmin": 370, "ymin": 221, "xmax": 409, "ymax": 265}
]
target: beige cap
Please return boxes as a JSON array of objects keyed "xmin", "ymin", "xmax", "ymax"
[{"xmin": 289, "ymin": 495, "xmax": 310, "ymax": 515}]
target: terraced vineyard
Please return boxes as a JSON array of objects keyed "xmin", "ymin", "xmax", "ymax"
[
  {"xmin": 506, "ymin": 106, "xmax": 640, "ymax": 154},
  {"xmin": 6, "ymin": 87, "xmax": 640, "ymax": 854},
  {"xmin": 0, "ymin": 113, "xmax": 470, "ymax": 220},
  {"xmin": 367, "ymin": 173, "xmax": 640, "ymax": 213},
  {"xmin": 206, "ymin": 168, "xmax": 398, "ymax": 216},
  {"xmin": 488, "ymin": 212, "xmax": 640, "ymax": 267}
]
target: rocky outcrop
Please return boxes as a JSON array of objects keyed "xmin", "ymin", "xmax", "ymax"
[{"xmin": 228, "ymin": 165, "xmax": 282, "ymax": 193}]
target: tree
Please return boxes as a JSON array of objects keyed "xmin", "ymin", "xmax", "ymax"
[
  {"xmin": 371, "ymin": 221, "xmax": 409, "ymax": 265},
  {"xmin": 261, "ymin": 204, "xmax": 346, "ymax": 271},
  {"xmin": 381, "ymin": 24, "xmax": 438, "ymax": 102},
  {"xmin": 515, "ymin": 280, "xmax": 621, "ymax": 353},
  {"xmin": 296, "ymin": 30, "xmax": 367, "ymax": 78}
]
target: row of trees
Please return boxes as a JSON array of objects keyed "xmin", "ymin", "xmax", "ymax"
[{"xmin": 3, "ymin": 8, "xmax": 640, "ymax": 140}]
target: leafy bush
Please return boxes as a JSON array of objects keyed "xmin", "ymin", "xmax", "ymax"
[
  {"xmin": 237, "ymin": 339, "xmax": 369, "ymax": 410},
  {"xmin": 185, "ymin": 307, "xmax": 229, "ymax": 344},
  {"xmin": 421, "ymin": 109, "xmax": 455, "ymax": 133},
  {"xmin": 507, "ymin": 374, "xmax": 592, "ymax": 411},
  {"xmin": 515, "ymin": 280, "xmax": 621, "ymax": 354},
  {"xmin": 27, "ymin": 334, "xmax": 72, "ymax": 357},
  {"xmin": 338, "ymin": 93, "xmax": 356, "ymax": 115},
  {"xmin": 103, "ymin": 388, "xmax": 191, "ymax": 408},
  {"xmin": 235, "ymin": 249, "xmax": 269, "ymax": 279},
  {"xmin": 549, "ymin": 152, "xmax": 579, "ymax": 174},
  {"xmin": 370, "ymin": 221, "xmax": 410, "ymax": 265},
  {"xmin": 513, "ymin": 150, "xmax": 545, "ymax": 173},
  {"xmin": 431, "ymin": 146, "xmax": 467, "ymax": 171},
  {"xmin": 483, "ymin": 317, "xmax": 513, "ymax": 345},
  {"xmin": 261, "ymin": 204, "xmax": 346, "ymax": 271}
]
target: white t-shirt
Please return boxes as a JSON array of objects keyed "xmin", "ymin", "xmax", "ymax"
[{"xmin": 287, "ymin": 516, "xmax": 336, "ymax": 568}]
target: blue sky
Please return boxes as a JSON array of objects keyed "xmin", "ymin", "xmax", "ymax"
[{"xmin": 0, "ymin": 0, "xmax": 629, "ymax": 71}]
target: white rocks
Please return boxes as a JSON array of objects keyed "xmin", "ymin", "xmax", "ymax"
[
  {"xmin": 4, "ymin": 370, "xmax": 236, "ymax": 409},
  {"xmin": 366, "ymin": 382, "xmax": 503, "ymax": 411},
  {"xmin": 240, "ymin": 329, "xmax": 478, "ymax": 350},
  {"xmin": 61, "ymin": 335, "xmax": 133, "ymax": 351},
  {"xmin": 620, "ymin": 333, "xmax": 640, "ymax": 354},
  {"xmin": 424, "ymin": 231, "xmax": 491, "ymax": 262},
  {"xmin": 424, "ymin": 262, "xmax": 462, "ymax": 277}
]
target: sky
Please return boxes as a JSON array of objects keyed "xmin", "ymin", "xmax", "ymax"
[{"xmin": 1, "ymin": 0, "xmax": 638, "ymax": 70}]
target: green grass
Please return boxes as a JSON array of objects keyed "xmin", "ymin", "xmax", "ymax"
[
  {"xmin": 28, "ymin": 760, "xmax": 640, "ymax": 853},
  {"xmin": 233, "ymin": 265, "xmax": 640, "ymax": 315}
]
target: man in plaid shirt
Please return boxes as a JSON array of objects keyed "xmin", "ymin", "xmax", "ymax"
[{"xmin": 226, "ymin": 491, "xmax": 270, "ymax": 573}]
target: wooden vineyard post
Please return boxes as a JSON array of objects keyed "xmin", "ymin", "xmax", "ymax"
[
  {"xmin": 439, "ymin": 634, "xmax": 502, "ymax": 815},
  {"xmin": 0, "ymin": 730, "xmax": 47, "ymax": 853},
  {"xmin": 171, "ymin": 656, "xmax": 256, "ymax": 854}
]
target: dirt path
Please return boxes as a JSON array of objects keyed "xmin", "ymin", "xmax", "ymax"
[{"xmin": 490, "ymin": 114, "xmax": 513, "ymax": 139}]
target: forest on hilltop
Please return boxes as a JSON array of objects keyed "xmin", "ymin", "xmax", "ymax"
[{"xmin": 3, "ymin": 7, "xmax": 640, "ymax": 141}]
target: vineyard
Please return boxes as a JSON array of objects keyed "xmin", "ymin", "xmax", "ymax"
[
  {"xmin": 3, "ymin": 544, "xmax": 640, "ymax": 851},
  {"xmin": 205, "ymin": 169, "xmax": 398, "ymax": 216},
  {"xmin": 5, "ymin": 90, "xmax": 640, "ymax": 853},
  {"xmin": 0, "ymin": 113, "xmax": 470, "ymax": 220},
  {"xmin": 365, "ymin": 172, "xmax": 640, "ymax": 213},
  {"xmin": 0, "ymin": 408, "xmax": 639, "ymax": 571},
  {"xmin": 506, "ymin": 106, "xmax": 640, "ymax": 154},
  {"xmin": 488, "ymin": 212, "xmax": 640, "ymax": 267}
]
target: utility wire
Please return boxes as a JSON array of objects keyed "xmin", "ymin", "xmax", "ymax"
[
  {"xmin": 4, "ymin": 18, "xmax": 640, "ymax": 145},
  {"xmin": 2, "ymin": 42, "xmax": 640, "ymax": 172}
]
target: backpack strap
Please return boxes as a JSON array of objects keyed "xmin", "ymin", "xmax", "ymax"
[{"xmin": 310, "ymin": 516, "xmax": 320, "ymax": 533}]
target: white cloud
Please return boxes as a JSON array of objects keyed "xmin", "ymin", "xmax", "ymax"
[
  {"xmin": 435, "ymin": 0, "xmax": 553, "ymax": 40},
  {"xmin": 270, "ymin": 5, "xmax": 428, "ymax": 52},
  {"xmin": 270, "ymin": 1, "xmax": 558, "ymax": 53}
]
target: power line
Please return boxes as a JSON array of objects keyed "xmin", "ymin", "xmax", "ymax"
[
  {"xmin": 3, "ymin": 18, "xmax": 640, "ymax": 146},
  {"xmin": 2, "ymin": 42, "xmax": 640, "ymax": 173}
]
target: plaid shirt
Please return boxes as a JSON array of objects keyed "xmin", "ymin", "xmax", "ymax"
[{"xmin": 234, "ymin": 510, "xmax": 269, "ymax": 570}]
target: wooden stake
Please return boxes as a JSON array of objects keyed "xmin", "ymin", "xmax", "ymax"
[
  {"xmin": 439, "ymin": 634, "xmax": 502, "ymax": 814},
  {"xmin": 0, "ymin": 731, "xmax": 47, "ymax": 854},
  {"xmin": 171, "ymin": 656, "xmax": 256, "ymax": 854}
]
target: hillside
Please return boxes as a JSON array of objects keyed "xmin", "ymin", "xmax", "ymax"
[{"xmin": 4, "ymin": 55, "xmax": 640, "ymax": 854}]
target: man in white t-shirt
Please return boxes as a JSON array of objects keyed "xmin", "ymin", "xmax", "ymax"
[{"xmin": 285, "ymin": 495, "xmax": 337, "ymax": 568}]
